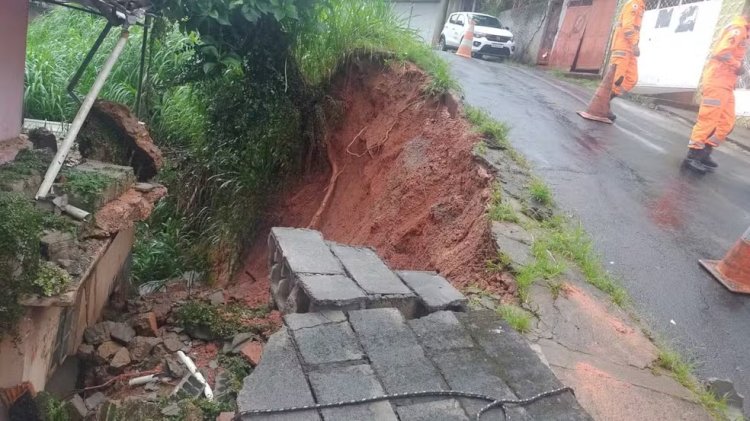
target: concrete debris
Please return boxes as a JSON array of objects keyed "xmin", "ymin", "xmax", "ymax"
[
  {"xmin": 97, "ymin": 341, "xmax": 122, "ymax": 360},
  {"xmin": 40, "ymin": 230, "xmax": 75, "ymax": 262},
  {"xmin": 84, "ymin": 392, "xmax": 107, "ymax": 410},
  {"xmin": 130, "ymin": 312, "xmax": 159, "ymax": 337},
  {"xmin": 77, "ymin": 343, "xmax": 96, "ymax": 361},
  {"xmin": 110, "ymin": 322, "xmax": 136, "ymax": 345},
  {"xmin": 208, "ymin": 290, "xmax": 225, "ymax": 306},
  {"xmin": 110, "ymin": 347, "xmax": 132, "ymax": 369},
  {"xmin": 239, "ymin": 341, "xmax": 263, "ymax": 366},
  {"xmin": 165, "ymin": 357, "xmax": 187, "ymax": 379},
  {"xmin": 162, "ymin": 332, "xmax": 183, "ymax": 352},
  {"xmin": 172, "ymin": 373, "xmax": 206, "ymax": 400},
  {"xmin": 68, "ymin": 394, "xmax": 89, "ymax": 418},
  {"xmin": 127, "ymin": 336, "xmax": 160, "ymax": 361}
]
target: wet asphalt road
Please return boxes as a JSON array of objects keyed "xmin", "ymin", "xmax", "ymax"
[{"xmin": 444, "ymin": 53, "xmax": 750, "ymax": 414}]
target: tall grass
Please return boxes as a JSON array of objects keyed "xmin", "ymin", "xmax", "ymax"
[
  {"xmin": 25, "ymin": 9, "xmax": 194, "ymax": 121},
  {"xmin": 295, "ymin": 0, "xmax": 457, "ymax": 93}
]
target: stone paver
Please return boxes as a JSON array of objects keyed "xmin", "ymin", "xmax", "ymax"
[
  {"xmin": 271, "ymin": 228, "xmax": 343, "ymax": 275},
  {"xmin": 308, "ymin": 364, "xmax": 398, "ymax": 421},
  {"xmin": 284, "ymin": 311, "xmax": 347, "ymax": 330},
  {"xmin": 237, "ymin": 328, "xmax": 320, "ymax": 421},
  {"xmin": 330, "ymin": 244, "xmax": 411, "ymax": 295},
  {"xmin": 407, "ymin": 310, "xmax": 474, "ymax": 352},
  {"xmin": 289, "ymin": 321, "xmax": 364, "ymax": 366},
  {"xmin": 398, "ymin": 271, "xmax": 468, "ymax": 314},
  {"xmin": 296, "ymin": 274, "xmax": 367, "ymax": 312},
  {"xmin": 348, "ymin": 308, "xmax": 447, "ymax": 394},
  {"xmin": 396, "ymin": 399, "xmax": 470, "ymax": 421}
]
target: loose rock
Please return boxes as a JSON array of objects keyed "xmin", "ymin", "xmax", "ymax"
[
  {"xmin": 208, "ymin": 290, "xmax": 224, "ymax": 306},
  {"xmin": 97, "ymin": 341, "xmax": 122, "ymax": 360},
  {"xmin": 240, "ymin": 341, "xmax": 263, "ymax": 366},
  {"xmin": 161, "ymin": 403, "xmax": 181, "ymax": 417},
  {"xmin": 128, "ymin": 336, "xmax": 160, "ymax": 361},
  {"xmin": 68, "ymin": 394, "xmax": 88, "ymax": 418},
  {"xmin": 165, "ymin": 357, "xmax": 187, "ymax": 379},
  {"xmin": 110, "ymin": 322, "xmax": 136, "ymax": 345},
  {"xmin": 130, "ymin": 312, "xmax": 159, "ymax": 337},
  {"xmin": 84, "ymin": 392, "xmax": 107, "ymax": 410},
  {"xmin": 110, "ymin": 347, "xmax": 131, "ymax": 369},
  {"xmin": 84, "ymin": 322, "xmax": 113, "ymax": 345},
  {"xmin": 77, "ymin": 343, "xmax": 96, "ymax": 361},
  {"xmin": 163, "ymin": 332, "xmax": 183, "ymax": 352}
]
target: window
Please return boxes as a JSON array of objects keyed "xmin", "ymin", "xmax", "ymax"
[
  {"xmin": 456, "ymin": 14, "xmax": 466, "ymax": 25},
  {"xmin": 468, "ymin": 14, "xmax": 502, "ymax": 28},
  {"xmin": 449, "ymin": 14, "xmax": 458, "ymax": 24}
]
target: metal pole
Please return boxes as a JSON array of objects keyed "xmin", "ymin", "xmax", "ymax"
[
  {"xmin": 36, "ymin": 29, "xmax": 130, "ymax": 200},
  {"xmin": 67, "ymin": 21, "xmax": 113, "ymax": 104},
  {"xmin": 432, "ymin": 0, "xmax": 450, "ymax": 45},
  {"xmin": 134, "ymin": 14, "xmax": 150, "ymax": 118}
]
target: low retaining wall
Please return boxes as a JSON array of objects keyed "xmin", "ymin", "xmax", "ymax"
[{"xmin": 0, "ymin": 227, "xmax": 134, "ymax": 417}]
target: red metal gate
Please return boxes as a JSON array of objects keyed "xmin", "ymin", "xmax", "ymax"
[{"xmin": 548, "ymin": 0, "xmax": 618, "ymax": 72}]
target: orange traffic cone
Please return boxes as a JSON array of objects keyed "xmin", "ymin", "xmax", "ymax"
[
  {"xmin": 577, "ymin": 64, "xmax": 618, "ymax": 124},
  {"xmin": 456, "ymin": 20, "xmax": 476, "ymax": 59},
  {"xmin": 699, "ymin": 226, "xmax": 750, "ymax": 294}
]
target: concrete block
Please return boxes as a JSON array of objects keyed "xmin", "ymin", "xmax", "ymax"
[
  {"xmin": 237, "ymin": 328, "xmax": 321, "ymax": 420},
  {"xmin": 457, "ymin": 311, "xmax": 591, "ymax": 420},
  {"xmin": 429, "ymin": 348, "xmax": 529, "ymax": 420},
  {"xmin": 308, "ymin": 364, "xmax": 398, "ymax": 421},
  {"xmin": 407, "ymin": 311, "xmax": 474, "ymax": 353},
  {"xmin": 291, "ymin": 321, "xmax": 364, "ymax": 366},
  {"xmin": 296, "ymin": 274, "xmax": 367, "ymax": 312},
  {"xmin": 284, "ymin": 311, "xmax": 347, "ymax": 331},
  {"xmin": 396, "ymin": 399, "xmax": 469, "ymax": 421},
  {"xmin": 271, "ymin": 228, "xmax": 343, "ymax": 275},
  {"xmin": 329, "ymin": 244, "xmax": 412, "ymax": 295},
  {"xmin": 348, "ymin": 309, "xmax": 446, "ymax": 394},
  {"xmin": 397, "ymin": 271, "xmax": 468, "ymax": 314}
]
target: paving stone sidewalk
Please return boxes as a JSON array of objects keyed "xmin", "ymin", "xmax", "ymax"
[{"xmin": 236, "ymin": 228, "xmax": 592, "ymax": 420}]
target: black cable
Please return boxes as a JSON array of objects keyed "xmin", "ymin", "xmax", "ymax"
[{"xmin": 233, "ymin": 386, "xmax": 574, "ymax": 421}]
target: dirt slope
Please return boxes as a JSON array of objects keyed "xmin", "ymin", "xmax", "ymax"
[{"xmin": 229, "ymin": 61, "xmax": 511, "ymax": 306}]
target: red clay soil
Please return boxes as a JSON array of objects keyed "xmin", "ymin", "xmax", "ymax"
[{"xmin": 229, "ymin": 61, "xmax": 512, "ymax": 307}]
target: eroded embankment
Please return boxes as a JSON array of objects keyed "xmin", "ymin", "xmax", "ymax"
[{"xmin": 229, "ymin": 61, "xmax": 513, "ymax": 306}]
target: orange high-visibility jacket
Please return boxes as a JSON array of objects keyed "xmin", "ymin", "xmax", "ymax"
[
  {"xmin": 703, "ymin": 16, "xmax": 749, "ymax": 89},
  {"xmin": 612, "ymin": 0, "xmax": 645, "ymax": 52}
]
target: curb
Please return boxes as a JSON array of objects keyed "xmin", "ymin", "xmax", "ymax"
[{"xmin": 657, "ymin": 106, "xmax": 750, "ymax": 154}]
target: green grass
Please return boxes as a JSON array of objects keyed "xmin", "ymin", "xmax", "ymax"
[
  {"xmin": 529, "ymin": 178, "xmax": 553, "ymax": 206},
  {"xmin": 515, "ymin": 240, "xmax": 566, "ymax": 302},
  {"xmin": 656, "ymin": 349, "xmax": 733, "ymax": 420},
  {"xmin": 497, "ymin": 304, "xmax": 533, "ymax": 333},
  {"xmin": 487, "ymin": 183, "xmax": 520, "ymax": 223},
  {"xmin": 295, "ymin": 0, "xmax": 457, "ymax": 94}
]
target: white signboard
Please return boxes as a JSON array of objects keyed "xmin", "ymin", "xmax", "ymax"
[{"xmin": 636, "ymin": 0, "xmax": 722, "ymax": 92}]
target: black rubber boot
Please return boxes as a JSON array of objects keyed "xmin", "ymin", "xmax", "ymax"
[
  {"xmin": 701, "ymin": 145, "xmax": 718, "ymax": 170},
  {"xmin": 683, "ymin": 148, "xmax": 707, "ymax": 174}
]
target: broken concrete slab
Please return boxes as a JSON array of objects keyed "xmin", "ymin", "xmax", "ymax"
[
  {"xmin": 296, "ymin": 274, "xmax": 367, "ymax": 312},
  {"xmin": 284, "ymin": 311, "xmax": 347, "ymax": 330},
  {"xmin": 491, "ymin": 221, "xmax": 533, "ymax": 245},
  {"xmin": 330, "ymin": 244, "xmax": 412, "ymax": 296},
  {"xmin": 270, "ymin": 228, "xmax": 343, "ymax": 275},
  {"xmin": 291, "ymin": 321, "xmax": 364, "ymax": 366},
  {"xmin": 237, "ymin": 328, "xmax": 321, "ymax": 420},
  {"xmin": 707, "ymin": 378, "xmax": 744, "ymax": 413},
  {"xmin": 397, "ymin": 271, "xmax": 467, "ymax": 314},
  {"xmin": 492, "ymin": 231, "xmax": 533, "ymax": 268},
  {"xmin": 308, "ymin": 364, "xmax": 398, "ymax": 421}
]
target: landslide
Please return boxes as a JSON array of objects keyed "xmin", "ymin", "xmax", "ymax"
[{"xmin": 228, "ymin": 60, "xmax": 514, "ymax": 305}]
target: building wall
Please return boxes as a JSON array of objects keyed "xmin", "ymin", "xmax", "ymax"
[
  {"xmin": 394, "ymin": 1, "xmax": 444, "ymax": 41},
  {"xmin": 498, "ymin": 2, "xmax": 552, "ymax": 64},
  {"xmin": 0, "ymin": 0, "xmax": 29, "ymax": 142},
  {"xmin": 636, "ymin": 0, "xmax": 723, "ymax": 93}
]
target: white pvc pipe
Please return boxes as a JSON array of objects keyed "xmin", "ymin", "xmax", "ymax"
[
  {"xmin": 128, "ymin": 374, "xmax": 158, "ymax": 386},
  {"xmin": 177, "ymin": 350, "xmax": 214, "ymax": 401},
  {"xmin": 63, "ymin": 204, "xmax": 91, "ymax": 221},
  {"xmin": 35, "ymin": 29, "xmax": 130, "ymax": 200}
]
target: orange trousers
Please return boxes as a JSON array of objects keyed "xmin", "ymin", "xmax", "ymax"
[
  {"xmin": 610, "ymin": 52, "xmax": 638, "ymax": 96},
  {"xmin": 689, "ymin": 85, "xmax": 735, "ymax": 149}
]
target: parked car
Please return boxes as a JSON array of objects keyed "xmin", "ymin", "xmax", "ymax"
[{"xmin": 439, "ymin": 12, "xmax": 515, "ymax": 59}]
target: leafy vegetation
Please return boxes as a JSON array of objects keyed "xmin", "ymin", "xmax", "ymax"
[
  {"xmin": 61, "ymin": 169, "xmax": 113, "ymax": 210},
  {"xmin": 488, "ymin": 183, "xmax": 520, "ymax": 223},
  {"xmin": 175, "ymin": 300, "xmax": 269, "ymax": 339},
  {"xmin": 33, "ymin": 262, "xmax": 72, "ymax": 297},
  {"xmin": 0, "ymin": 193, "xmax": 43, "ymax": 337}
]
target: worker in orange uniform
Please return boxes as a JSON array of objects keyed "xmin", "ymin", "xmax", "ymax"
[
  {"xmin": 608, "ymin": 0, "xmax": 646, "ymax": 121},
  {"xmin": 684, "ymin": 14, "xmax": 750, "ymax": 173}
]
